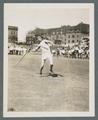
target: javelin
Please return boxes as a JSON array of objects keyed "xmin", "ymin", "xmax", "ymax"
[{"xmin": 14, "ymin": 47, "xmax": 32, "ymax": 67}]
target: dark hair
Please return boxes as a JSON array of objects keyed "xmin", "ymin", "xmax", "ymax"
[{"xmin": 41, "ymin": 34, "xmax": 46, "ymax": 39}]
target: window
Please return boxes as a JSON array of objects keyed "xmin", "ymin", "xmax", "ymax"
[
  {"xmin": 72, "ymin": 35, "xmax": 75, "ymax": 38},
  {"xmin": 77, "ymin": 40, "xmax": 78, "ymax": 42},
  {"xmin": 77, "ymin": 35, "xmax": 79, "ymax": 38},
  {"xmin": 55, "ymin": 40, "xmax": 61, "ymax": 44},
  {"xmin": 68, "ymin": 35, "xmax": 70, "ymax": 38},
  {"xmin": 13, "ymin": 31, "xmax": 15, "ymax": 35},
  {"xmin": 72, "ymin": 40, "xmax": 74, "ymax": 43},
  {"xmin": 68, "ymin": 40, "xmax": 70, "ymax": 43}
]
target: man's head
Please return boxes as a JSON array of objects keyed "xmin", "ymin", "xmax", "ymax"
[
  {"xmin": 37, "ymin": 36, "xmax": 42, "ymax": 42},
  {"xmin": 38, "ymin": 34, "xmax": 50, "ymax": 41},
  {"xmin": 41, "ymin": 34, "xmax": 47, "ymax": 39}
]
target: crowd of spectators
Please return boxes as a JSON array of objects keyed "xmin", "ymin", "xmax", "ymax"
[
  {"xmin": 8, "ymin": 35, "xmax": 89, "ymax": 59},
  {"xmin": 8, "ymin": 45, "xmax": 27, "ymax": 55},
  {"xmin": 52, "ymin": 45, "xmax": 89, "ymax": 59},
  {"xmin": 8, "ymin": 43, "xmax": 89, "ymax": 59}
]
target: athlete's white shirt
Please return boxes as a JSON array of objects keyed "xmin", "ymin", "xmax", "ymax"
[
  {"xmin": 38, "ymin": 39, "xmax": 53, "ymax": 65},
  {"xmin": 38, "ymin": 39, "xmax": 53, "ymax": 55}
]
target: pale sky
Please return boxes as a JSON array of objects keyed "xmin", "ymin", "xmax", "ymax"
[{"xmin": 4, "ymin": 3, "xmax": 92, "ymax": 41}]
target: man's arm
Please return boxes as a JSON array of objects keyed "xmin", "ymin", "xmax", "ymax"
[
  {"xmin": 34, "ymin": 46, "xmax": 40, "ymax": 52},
  {"xmin": 28, "ymin": 45, "xmax": 40, "ymax": 52}
]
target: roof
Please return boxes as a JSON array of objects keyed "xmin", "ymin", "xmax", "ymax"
[{"xmin": 8, "ymin": 26, "xmax": 18, "ymax": 30}]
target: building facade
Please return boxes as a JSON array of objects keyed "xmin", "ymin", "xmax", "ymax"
[
  {"xmin": 50, "ymin": 33, "xmax": 66, "ymax": 44},
  {"xmin": 66, "ymin": 23, "xmax": 89, "ymax": 46},
  {"xmin": 8, "ymin": 26, "xmax": 18, "ymax": 43},
  {"xmin": 26, "ymin": 22, "xmax": 89, "ymax": 46},
  {"xmin": 26, "ymin": 31, "xmax": 40, "ymax": 45},
  {"xmin": 66, "ymin": 30, "xmax": 82, "ymax": 46}
]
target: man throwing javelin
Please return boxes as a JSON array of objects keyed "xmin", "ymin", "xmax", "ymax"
[{"xmin": 33, "ymin": 35, "xmax": 54, "ymax": 75}]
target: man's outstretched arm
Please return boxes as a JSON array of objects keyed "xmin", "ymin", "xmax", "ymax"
[
  {"xmin": 35, "ymin": 46, "xmax": 40, "ymax": 52},
  {"xmin": 32, "ymin": 46, "xmax": 40, "ymax": 52},
  {"xmin": 28, "ymin": 45, "xmax": 40, "ymax": 52}
]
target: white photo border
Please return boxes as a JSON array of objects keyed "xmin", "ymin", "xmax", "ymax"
[{"xmin": 3, "ymin": 3, "xmax": 95, "ymax": 117}]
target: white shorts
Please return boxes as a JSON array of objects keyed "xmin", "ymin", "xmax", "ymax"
[{"xmin": 41, "ymin": 53, "xmax": 53, "ymax": 66}]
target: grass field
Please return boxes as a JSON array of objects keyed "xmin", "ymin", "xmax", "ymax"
[{"xmin": 8, "ymin": 53, "xmax": 89, "ymax": 112}]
